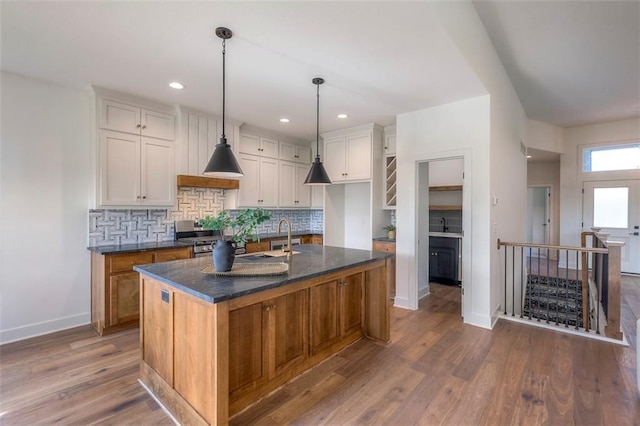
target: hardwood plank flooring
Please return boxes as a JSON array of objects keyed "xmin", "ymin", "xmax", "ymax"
[{"xmin": 1, "ymin": 278, "xmax": 639, "ymax": 425}]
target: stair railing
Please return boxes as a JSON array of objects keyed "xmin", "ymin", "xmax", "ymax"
[{"xmin": 497, "ymin": 237, "xmax": 623, "ymax": 341}]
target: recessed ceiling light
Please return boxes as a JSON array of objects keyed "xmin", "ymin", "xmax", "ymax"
[
  {"xmin": 337, "ymin": 113, "xmax": 348, "ymax": 119},
  {"xmin": 169, "ymin": 82, "xmax": 185, "ymax": 90},
  {"xmin": 526, "ymin": 155, "xmax": 532, "ymax": 159},
  {"xmin": 280, "ymin": 118, "xmax": 290, "ymax": 123}
]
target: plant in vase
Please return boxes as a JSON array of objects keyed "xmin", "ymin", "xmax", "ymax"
[
  {"xmin": 199, "ymin": 208, "xmax": 271, "ymax": 271},
  {"xmin": 383, "ymin": 224, "xmax": 396, "ymax": 240}
]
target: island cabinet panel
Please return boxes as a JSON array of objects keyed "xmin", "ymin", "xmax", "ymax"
[
  {"xmin": 141, "ymin": 278, "xmax": 174, "ymax": 386},
  {"xmin": 271, "ymin": 290, "xmax": 308, "ymax": 375},
  {"xmin": 364, "ymin": 262, "xmax": 391, "ymax": 343},
  {"xmin": 174, "ymin": 293, "xmax": 214, "ymax": 423},
  {"xmin": 310, "ymin": 280, "xmax": 340, "ymax": 355},
  {"xmin": 228, "ymin": 303, "xmax": 267, "ymax": 396},
  {"xmin": 340, "ymin": 273, "xmax": 364, "ymax": 337}
]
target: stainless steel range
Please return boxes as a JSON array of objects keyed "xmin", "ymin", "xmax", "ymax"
[{"xmin": 174, "ymin": 220, "xmax": 245, "ymax": 257}]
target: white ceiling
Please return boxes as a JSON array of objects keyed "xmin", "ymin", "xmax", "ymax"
[
  {"xmin": 474, "ymin": 0, "xmax": 640, "ymax": 128},
  {"xmin": 2, "ymin": 2, "xmax": 637, "ymax": 142}
]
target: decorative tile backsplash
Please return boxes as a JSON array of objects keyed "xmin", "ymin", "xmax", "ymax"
[{"xmin": 88, "ymin": 187, "xmax": 323, "ymax": 246}]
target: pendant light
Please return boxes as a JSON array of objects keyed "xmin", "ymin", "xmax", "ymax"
[
  {"xmin": 203, "ymin": 27, "xmax": 243, "ymax": 178},
  {"xmin": 304, "ymin": 77, "xmax": 332, "ymax": 185}
]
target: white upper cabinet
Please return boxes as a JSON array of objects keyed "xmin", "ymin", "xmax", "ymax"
[
  {"xmin": 323, "ymin": 131, "xmax": 372, "ymax": 182},
  {"xmin": 239, "ymin": 133, "xmax": 278, "ymax": 158},
  {"xmin": 237, "ymin": 154, "xmax": 278, "ymax": 207},
  {"xmin": 384, "ymin": 130, "xmax": 396, "ymax": 155},
  {"xmin": 99, "ymin": 131, "xmax": 175, "ymax": 207},
  {"xmin": 279, "ymin": 161, "xmax": 311, "ymax": 208},
  {"xmin": 101, "ymin": 99, "xmax": 175, "ymax": 141},
  {"xmin": 280, "ymin": 142, "xmax": 311, "ymax": 164}
]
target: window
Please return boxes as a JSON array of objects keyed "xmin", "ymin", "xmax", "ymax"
[
  {"xmin": 582, "ymin": 143, "xmax": 640, "ymax": 172},
  {"xmin": 593, "ymin": 187, "xmax": 628, "ymax": 228}
]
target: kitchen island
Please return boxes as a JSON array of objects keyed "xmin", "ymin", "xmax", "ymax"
[{"xmin": 134, "ymin": 244, "xmax": 392, "ymax": 425}]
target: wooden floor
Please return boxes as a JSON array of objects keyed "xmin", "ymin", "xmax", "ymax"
[{"xmin": 1, "ymin": 277, "xmax": 639, "ymax": 425}]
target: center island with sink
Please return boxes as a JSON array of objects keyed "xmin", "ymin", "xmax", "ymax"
[{"xmin": 133, "ymin": 244, "xmax": 392, "ymax": 425}]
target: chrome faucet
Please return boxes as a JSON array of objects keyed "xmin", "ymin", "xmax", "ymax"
[{"xmin": 277, "ymin": 218, "xmax": 292, "ymax": 258}]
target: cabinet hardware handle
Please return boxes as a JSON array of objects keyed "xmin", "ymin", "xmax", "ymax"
[
  {"xmin": 142, "ymin": 196, "xmax": 147, "ymax": 199},
  {"xmin": 265, "ymin": 306, "xmax": 271, "ymax": 312},
  {"xmin": 137, "ymin": 195, "xmax": 141, "ymax": 199},
  {"xmin": 142, "ymin": 125, "xmax": 147, "ymax": 129},
  {"xmin": 136, "ymin": 124, "xmax": 141, "ymax": 128}
]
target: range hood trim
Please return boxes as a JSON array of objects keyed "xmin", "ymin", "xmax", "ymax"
[{"xmin": 177, "ymin": 174, "xmax": 240, "ymax": 190}]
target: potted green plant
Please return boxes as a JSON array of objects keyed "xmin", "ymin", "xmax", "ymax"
[
  {"xmin": 199, "ymin": 208, "xmax": 271, "ymax": 271},
  {"xmin": 383, "ymin": 224, "xmax": 396, "ymax": 240}
]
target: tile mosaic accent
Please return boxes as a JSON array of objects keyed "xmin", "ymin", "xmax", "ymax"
[
  {"xmin": 89, "ymin": 187, "xmax": 324, "ymax": 246},
  {"xmin": 429, "ymin": 210, "xmax": 462, "ymax": 233}
]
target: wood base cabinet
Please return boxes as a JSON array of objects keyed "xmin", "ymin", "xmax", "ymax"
[
  {"xmin": 139, "ymin": 258, "xmax": 391, "ymax": 425},
  {"xmin": 91, "ymin": 247, "xmax": 191, "ymax": 335},
  {"xmin": 372, "ymin": 240, "xmax": 396, "ymax": 297}
]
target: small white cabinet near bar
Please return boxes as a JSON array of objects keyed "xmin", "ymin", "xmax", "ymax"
[
  {"xmin": 323, "ymin": 126, "xmax": 375, "ymax": 182},
  {"xmin": 95, "ymin": 89, "xmax": 177, "ymax": 208},
  {"xmin": 279, "ymin": 161, "xmax": 311, "ymax": 207}
]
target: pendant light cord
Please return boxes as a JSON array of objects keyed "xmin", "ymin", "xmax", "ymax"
[
  {"xmin": 221, "ymin": 38, "xmax": 226, "ymax": 139},
  {"xmin": 316, "ymin": 81, "xmax": 320, "ymax": 160}
]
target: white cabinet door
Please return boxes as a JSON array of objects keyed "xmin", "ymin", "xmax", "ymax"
[
  {"xmin": 238, "ymin": 154, "xmax": 261, "ymax": 207},
  {"xmin": 259, "ymin": 157, "xmax": 279, "ymax": 207},
  {"xmin": 239, "ymin": 133, "xmax": 260, "ymax": 155},
  {"xmin": 384, "ymin": 133, "xmax": 396, "ymax": 155},
  {"xmin": 295, "ymin": 164, "xmax": 311, "ymax": 207},
  {"xmin": 279, "ymin": 161, "xmax": 296, "ymax": 207},
  {"xmin": 345, "ymin": 133, "xmax": 371, "ymax": 181},
  {"xmin": 280, "ymin": 142, "xmax": 297, "ymax": 163},
  {"xmin": 141, "ymin": 138, "xmax": 175, "ymax": 206},
  {"xmin": 141, "ymin": 109, "xmax": 175, "ymax": 141},
  {"xmin": 101, "ymin": 100, "xmax": 141, "ymax": 135},
  {"xmin": 260, "ymin": 137, "xmax": 279, "ymax": 159},
  {"xmin": 324, "ymin": 137, "xmax": 346, "ymax": 182},
  {"xmin": 296, "ymin": 145, "xmax": 311, "ymax": 164},
  {"xmin": 100, "ymin": 130, "xmax": 141, "ymax": 206}
]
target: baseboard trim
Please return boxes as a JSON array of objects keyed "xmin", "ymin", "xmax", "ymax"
[
  {"xmin": 498, "ymin": 314, "xmax": 628, "ymax": 346},
  {"xmin": 0, "ymin": 312, "xmax": 91, "ymax": 345},
  {"xmin": 393, "ymin": 296, "xmax": 413, "ymax": 310}
]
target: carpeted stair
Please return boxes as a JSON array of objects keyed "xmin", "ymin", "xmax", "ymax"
[{"xmin": 523, "ymin": 275, "xmax": 583, "ymax": 328}]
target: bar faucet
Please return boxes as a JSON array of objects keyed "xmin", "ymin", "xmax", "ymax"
[
  {"xmin": 278, "ymin": 218, "xmax": 292, "ymax": 258},
  {"xmin": 441, "ymin": 217, "xmax": 448, "ymax": 233}
]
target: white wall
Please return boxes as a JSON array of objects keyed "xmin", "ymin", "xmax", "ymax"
[
  {"xmin": 527, "ymin": 119, "xmax": 564, "ymax": 153},
  {"xmin": 396, "ymin": 95, "xmax": 490, "ymax": 327},
  {"xmin": 0, "ymin": 72, "xmax": 93, "ymax": 343},
  {"xmin": 560, "ymin": 118, "xmax": 640, "ymax": 248}
]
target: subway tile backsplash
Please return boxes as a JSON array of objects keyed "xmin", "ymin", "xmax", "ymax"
[{"xmin": 89, "ymin": 187, "xmax": 323, "ymax": 246}]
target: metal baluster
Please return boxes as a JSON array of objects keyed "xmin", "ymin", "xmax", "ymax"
[
  {"xmin": 579, "ymin": 250, "xmax": 583, "ymax": 331},
  {"xmin": 528, "ymin": 249, "xmax": 532, "ymax": 320},
  {"xmin": 512, "ymin": 246, "xmax": 515, "ymax": 317},
  {"xmin": 546, "ymin": 247, "xmax": 550, "ymax": 324},
  {"xmin": 520, "ymin": 246, "xmax": 524, "ymax": 319},
  {"xmin": 565, "ymin": 250, "xmax": 569, "ymax": 328},
  {"xmin": 595, "ymin": 252, "xmax": 601, "ymax": 334},
  {"xmin": 537, "ymin": 248, "xmax": 541, "ymax": 322},
  {"xmin": 504, "ymin": 246, "xmax": 507, "ymax": 315}
]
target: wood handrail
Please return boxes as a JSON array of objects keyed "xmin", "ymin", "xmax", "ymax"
[{"xmin": 497, "ymin": 239, "xmax": 608, "ymax": 254}]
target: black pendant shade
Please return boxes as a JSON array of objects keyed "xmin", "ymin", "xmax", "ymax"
[
  {"xmin": 203, "ymin": 27, "xmax": 243, "ymax": 178},
  {"xmin": 304, "ymin": 77, "xmax": 331, "ymax": 185}
]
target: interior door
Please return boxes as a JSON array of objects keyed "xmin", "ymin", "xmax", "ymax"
[
  {"xmin": 583, "ymin": 180, "xmax": 640, "ymax": 274},
  {"xmin": 527, "ymin": 187, "xmax": 550, "ymax": 245}
]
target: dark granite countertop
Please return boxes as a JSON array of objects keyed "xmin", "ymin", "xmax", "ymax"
[
  {"xmin": 133, "ymin": 244, "xmax": 390, "ymax": 304},
  {"xmin": 87, "ymin": 241, "xmax": 193, "ymax": 255},
  {"xmin": 373, "ymin": 237, "xmax": 396, "ymax": 243}
]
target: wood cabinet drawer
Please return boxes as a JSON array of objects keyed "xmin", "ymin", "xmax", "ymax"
[
  {"xmin": 109, "ymin": 252, "xmax": 154, "ymax": 273},
  {"xmin": 154, "ymin": 248, "xmax": 192, "ymax": 263},
  {"xmin": 372, "ymin": 241, "xmax": 395, "ymax": 253},
  {"xmin": 246, "ymin": 241, "xmax": 270, "ymax": 253},
  {"xmin": 311, "ymin": 235, "xmax": 323, "ymax": 245}
]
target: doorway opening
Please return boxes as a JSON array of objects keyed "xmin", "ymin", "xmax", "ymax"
[{"xmin": 527, "ymin": 186, "xmax": 551, "ymax": 258}]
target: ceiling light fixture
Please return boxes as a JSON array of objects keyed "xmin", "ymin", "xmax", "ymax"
[
  {"xmin": 337, "ymin": 113, "xmax": 348, "ymax": 119},
  {"xmin": 169, "ymin": 82, "xmax": 185, "ymax": 90},
  {"xmin": 280, "ymin": 118, "xmax": 290, "ymax": 123},
  {"xmin": 304, "ymin": 78, "xmax": 332, "ymax": 185},
  {"xmin": 203, "ymin": 27, "xmax": 243, "ymax": 178}
]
